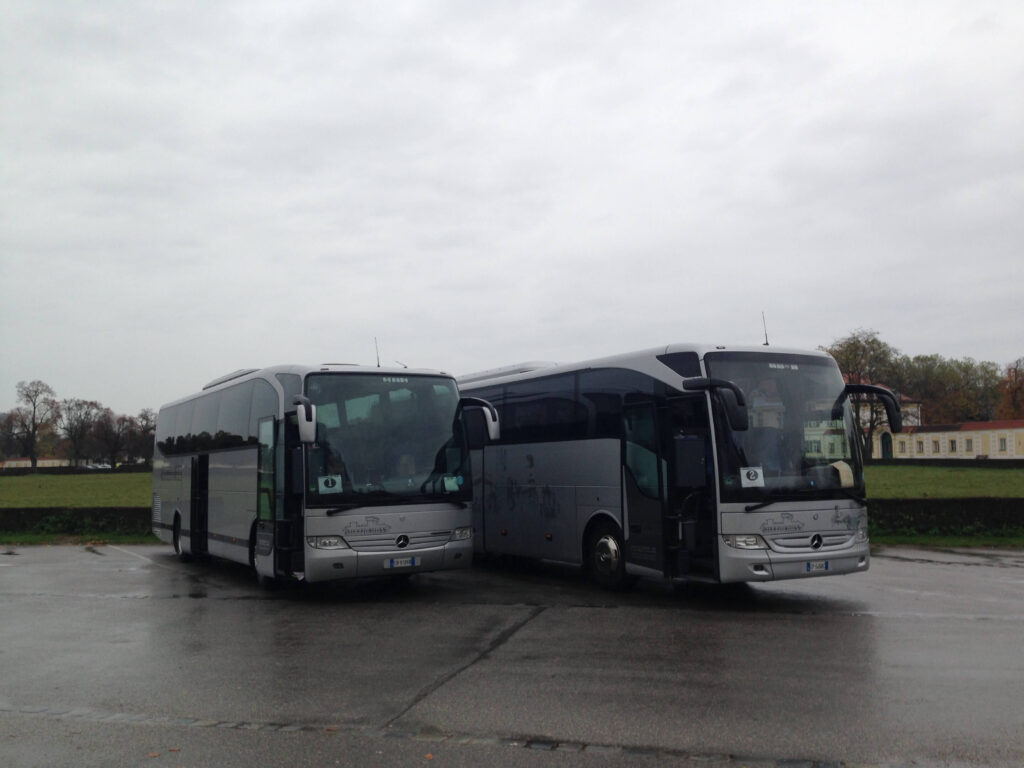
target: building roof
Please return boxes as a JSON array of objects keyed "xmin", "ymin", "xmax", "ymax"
[{"xmin": 903, "ymin": 420, "xmax": 1024, "ymax": 434}]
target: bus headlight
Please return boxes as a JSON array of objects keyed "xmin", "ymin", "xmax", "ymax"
[
  {"xmin": 856, "ymin": 528, "xmax": 869, "ymax": 543},
  {"xmin": 722, "ymin": 534, "xmax": 768, "ymax": 550},
  {"xmin": 450, "ymin": 527, "xmax": 472, "ymax": 541},
  {"xmin": 307, "ymin": 535, "xmax": 350, "ymax": 550}
]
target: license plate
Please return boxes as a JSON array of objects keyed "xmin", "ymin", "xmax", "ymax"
[
  {"xmin": 806, "ymin": 560, "xmax": 829, "ymax": 573},
  {"xmin": 384, "ymin": 556, "xmax": 418, "ymax": 569}
]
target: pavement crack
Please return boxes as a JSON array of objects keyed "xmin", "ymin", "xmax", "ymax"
[{"xmin": 383, "ymin": 605, "xmax": 547, "ymax": 729}]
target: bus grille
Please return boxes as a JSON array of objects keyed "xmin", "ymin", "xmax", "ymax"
[
  {"xmin": 769, "ymin": 532, "xmax": 855, "ymax": 552},
  {"xmin": 344, "ymin": 530, "xmax": 451, "ymax": 553}
]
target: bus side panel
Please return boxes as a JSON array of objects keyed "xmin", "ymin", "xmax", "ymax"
[
  {"xmin": 152, "ymin": 453, "xmax": 189, "ymax": 546},
  {"xmin": 206, "ymin": 448, "xmax": 258, "ymax": 564},
  {"xmin": 480, "ymin": 439, "xmax": 620, "ymax": 564},
  {"xmin": 468, "ymin": 446, "xmax": 487, "ymax": 555}
]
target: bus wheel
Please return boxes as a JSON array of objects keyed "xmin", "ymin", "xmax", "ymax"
[
  {"xmin": 173, "ymin": 514, "xmax": 190, "ymax": 562},
  {"xmin": 587, "ymin": 521, "xmax": 625, "ymax": 590}
]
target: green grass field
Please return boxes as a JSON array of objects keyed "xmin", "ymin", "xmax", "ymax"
[
  {"xmin": 1, "ymin": 466, "xmax": 1020, "ymax": 547},
  {"xmin": 864, "ymin": 465, "xmax": 1024, "ymax": 499},
  {"xmin": 1, "ymin": 465, "xmax": 1019, "ymax": 509},
  {"xmin": 0, "ymin": 472, "xmax": 151, "ymax": 508}
]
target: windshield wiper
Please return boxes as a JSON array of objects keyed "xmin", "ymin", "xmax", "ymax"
[
  {"xmin": 744, "ymin": 487, "xmax": 865, "ymax": 513},
  {"xmin": 745, "ymin": 495, "xmax": 784, "ymax": 513}
]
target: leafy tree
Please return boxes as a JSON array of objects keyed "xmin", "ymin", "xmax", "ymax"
[
  {"xmin": 9, "ymin": 380, "xmax": 60, "ymax": 468},
  {"xmin": 895, "ymin": 355, "xmax": 1001, "ymax": 424},
  {"xmin": 57, "ymin": 398, "xmax": 102, "ymax": 466},
  {"xmin": 823, "ymin": 329, "xmax": 900, "ymax": 457},
  {"xmin": 996, "ymin": 357, "xmax": 1024, "ymax": 419}
]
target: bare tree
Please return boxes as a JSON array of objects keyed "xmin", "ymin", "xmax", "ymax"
[
  {"xmin": 10, "ymin": 380, "xmax": 60, "ymax": 468},
  {"xmin": 93, "ymin": 409, "xmax": 134, "ymax": 468},
  {"xmin": 58, "ymin": 398, "xmax": 102, "ymax": 467},
  {"xmin": 131, "ymin": 408, "xmax": 157, "ymax": 466},
  {"xmin": 996, "ymin": 357, "xmax": 1024, "ymax": 419}
]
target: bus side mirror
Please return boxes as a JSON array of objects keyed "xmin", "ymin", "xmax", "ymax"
[
  {"xmin": 835, "ymin": 384, "xmax": 903, "ymax": 433},
  {"xmin": 459, "ymin": 397, "xmax": 500, "ymax": 442},
  {"xmin": 293, "ymin": 396, "xmax": 317, "ymax": 444},
  {"xmin": 682, "ymin": 377, "xmax": 748, "ymax": 432}
]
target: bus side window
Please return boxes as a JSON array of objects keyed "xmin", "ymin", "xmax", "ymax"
[{"xmin": 624, "ymin": 403, "xmax": 660, "ymax": 498}]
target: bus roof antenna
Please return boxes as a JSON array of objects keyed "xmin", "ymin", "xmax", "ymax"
[
  {"xmin": 375, "ymin": 337, "xmax": 381, "ymax": 367},
  {"xmin": 762, "ymin": 312, "xmax": 770, "ymax": 346}
]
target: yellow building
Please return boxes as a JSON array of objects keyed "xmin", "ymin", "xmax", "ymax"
[{"xmin": 875, "ymin": 420, "xmax": 1024, "ymax": 460}]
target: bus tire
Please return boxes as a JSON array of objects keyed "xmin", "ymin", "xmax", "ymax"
[
  {"xmin": 587, "ymin": 520, "xmax": 625, "ymax": 590},
  {"xmin": 173, "ymin": 514, "xmax": 191, "ymax": 562}
]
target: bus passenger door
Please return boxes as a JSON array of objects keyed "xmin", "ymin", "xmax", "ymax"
[
  {"xmin": 253, "ymin": 417, "xmax": 277, "ymax": 580},
  {"xmin": 276, "ymin": 415, "xmax": 305, "ymax": 576},
  {"xmin": 189, "ymin": 454, "xmax": 209, "ymax": 556},
  {"xmin": 666, "ymin": 396, "xmax": 716, "ymax": 579},
  {"xmin": 622, "ymin": 400, "xmax": 667, "ymax": 574}
]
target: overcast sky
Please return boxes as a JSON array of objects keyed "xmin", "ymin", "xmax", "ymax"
[{"xmin": 2, "ymin": 1, "xmax": 1022, "ymax": 416}]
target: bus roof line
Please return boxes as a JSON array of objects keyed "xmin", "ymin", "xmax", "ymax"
[
  {"xmin": 457, "ymin": 362, "xmax": 560, "ymax": 385},
  {"xmin": 202, "ymin": 369, "xmax": 260, "ymax": 390}
]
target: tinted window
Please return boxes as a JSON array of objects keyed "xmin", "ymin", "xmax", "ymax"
[
  {"xmin": 250, "ymin": 379, "xmax": 279, "ymax": 440},
  {"xmin": 656, "ymin": 352, "xmax": 701, "ymax": 378},
  {"xmin": 502, "ymin": 373, "xmax": 587, "ymax": 443},
  {"xmin": 216, "ymin": 382, "xmax": 252, "ymax": 448},
  {"xmin": 579, "ymin": 368, "xmax": 657, "ymax": 439}
]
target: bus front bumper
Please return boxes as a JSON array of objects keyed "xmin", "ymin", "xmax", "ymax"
[
  {"xmin": 303, "ymin": 537, "xmax": 473, "ymax": 582},
  {"xmin": 717, "ymin": 539, "xmax": 870, "ymax": 584}
]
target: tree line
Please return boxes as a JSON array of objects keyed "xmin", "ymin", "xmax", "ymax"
[
  {"xmin": 824, "ymin": 329, "xmax": 1024, "ymax": 456},
  {"xmin": 0, "ymin": 381, "xmax": 155, "ymax": 469},
  {"xmin": 2, "ymin": 332, "xmax": 1022, "ymax": 469}
]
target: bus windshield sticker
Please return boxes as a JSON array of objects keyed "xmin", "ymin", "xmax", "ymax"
[
  {"xmin": 318, "ymin": 475, "xmax": 344, "ymax": 494},
  {"xmin": 443, "ymin": 475, "xmax": 460, "ymax": 492},
  {"xmin": 740, "ymin": 467, "xmax": 765, "ymax": 488}
]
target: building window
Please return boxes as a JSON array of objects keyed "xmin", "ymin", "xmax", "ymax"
[
  {"xmin": 933, "ymin": 440, "xmax": 940, "ymax": 453},
  {"xmin": 917, "ymin": 440, "xmax": 924, "ymax": 454},
  {"xmin": 966, "ymin": 438, "xmax": 973, "ymax": 453},
  {"xmin": 899, "ymin": 440, "xmax": 906, "ymax": 453},
  {"xmin": 1000, "ymin": 437, "xmax": 1008, "ymax": 452},
  {"xmin": 949, "ymin": 439, "xmax": 957, "ymax": 453}
]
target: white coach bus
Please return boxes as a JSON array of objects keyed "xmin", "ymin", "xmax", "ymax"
[
  {"xmin": 152, "ymin": 365, "xmax": 498, "ymax": 584},
  {"xmin": 458, "ymin": 344, "xmax": 900, "ymax": 587}
]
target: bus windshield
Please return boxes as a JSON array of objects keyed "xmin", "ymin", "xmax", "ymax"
[
  {"xmin": 704, "ymin": 352, "xmax": 864, "ymax": 504},
  {"xmin": 304, "ymin": 373, "xmax": 468, "ymax": 508}
]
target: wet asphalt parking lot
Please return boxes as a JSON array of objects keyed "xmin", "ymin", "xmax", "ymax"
[{"xmin": 1, "ymin": 543, "xmax": 1022, "ymax": 768}]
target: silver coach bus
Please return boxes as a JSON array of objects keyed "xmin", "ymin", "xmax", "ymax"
[
  {"xmin": 459, "ymin": 344, "xmax": 900, "ymax": 587},
  {"xmin": 153, "ymin": 364, "xmax": 498, "ymax": 584}
]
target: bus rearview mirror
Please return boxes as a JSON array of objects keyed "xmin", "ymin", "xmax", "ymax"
[
  {"xmin": 459, "ymin": 397, "xmax": 500, "ymax": 442},
  {"xmin": 293, "ymin": 396, "xmax": 318, "ymax": 444}
]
